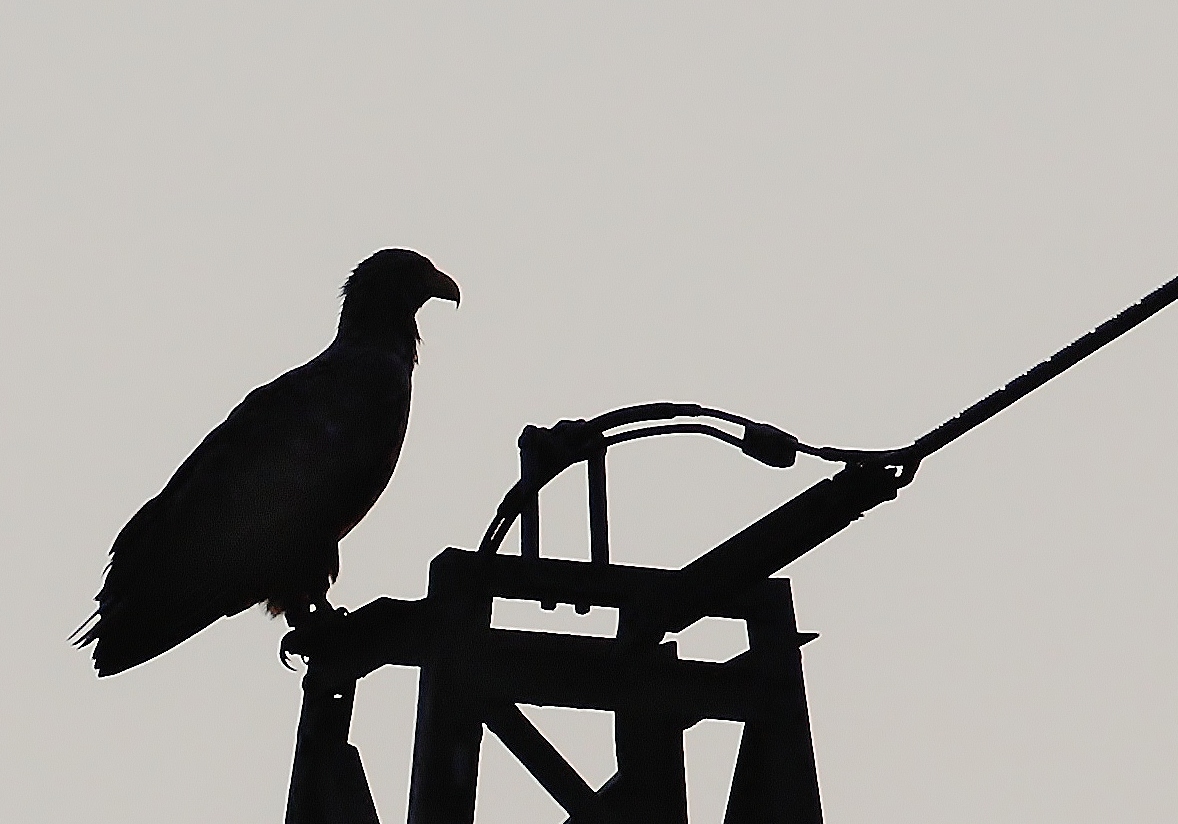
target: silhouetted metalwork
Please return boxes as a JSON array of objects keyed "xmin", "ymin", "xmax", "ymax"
[{"xmin": 283, "ymin": 272, "xmax": 1178, "ymax": 823}]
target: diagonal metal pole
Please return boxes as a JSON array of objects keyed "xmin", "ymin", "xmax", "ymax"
[
  {"xmin": 828, "ymin": 271, "xmax": 1178, "ymax": 468},
  {"xmin": 483, "ymin": 701, "xmax": 599, "ymax": 820}
]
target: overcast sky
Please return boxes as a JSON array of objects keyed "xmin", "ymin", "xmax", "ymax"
[{"xmin": 3, "ymin": 4, "xmax": 1177, "ymax": 823}]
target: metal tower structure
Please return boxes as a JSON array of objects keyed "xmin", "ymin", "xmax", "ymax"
[{"xmin": 282, "ymin": 273, "xmax": 1178, "ymax": 823}]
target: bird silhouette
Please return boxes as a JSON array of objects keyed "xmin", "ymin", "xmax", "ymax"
[{"xmin": 74, "ymin": 249, "xmax": 459, "ymax": 676}]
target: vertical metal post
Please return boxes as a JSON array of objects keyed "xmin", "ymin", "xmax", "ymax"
[
  {"xmin": 520, "ymin": 435, "xmax": 541, "ymax": 561},
  {"xmin": 285, "ymin": 666, "xmax": 380, "ymax": 824},
  {"xmin": 574, "ymin": 449, "xmax": 611, "ymax": 615},
  {"xmin": 589, "ymin": 636, "xmax": 688, "ymax": 824},
  {"xmin": 724, "ymin": 580, "xmax": 821, "ymax": 824},
  {"xmin": 587, "ymin": 450, "xmax": 609, "ymax": 566},
  {"xmin": 406, "ymin": 554, "xmax": 492, "ymax": 824}
]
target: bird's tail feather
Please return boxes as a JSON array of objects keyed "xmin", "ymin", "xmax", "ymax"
[
  {"xmin": 79, "ymin": 596, "xmax": 230, "ymax": 676},
  {"xmin": 69, "ymin": 609, "xmax": 100, "ymax": 644}
]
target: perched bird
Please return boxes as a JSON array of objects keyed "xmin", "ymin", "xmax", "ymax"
[{"xmin": 74, "ymin": 249, "xmax": 459, "ymax": 676}]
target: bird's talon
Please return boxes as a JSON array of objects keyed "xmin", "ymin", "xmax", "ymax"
[{"xmin": 278, "ymin": 629, "xmax": 305, "ymax": 671}]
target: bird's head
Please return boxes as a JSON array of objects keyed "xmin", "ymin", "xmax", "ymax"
[{"xmin": 338, "ymin": 249, "xmax": 460, "ymax": 347}]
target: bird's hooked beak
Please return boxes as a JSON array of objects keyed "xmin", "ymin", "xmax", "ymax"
[{"xmin": 428, "ymin": 268, "xmax": 461, "ymax": 306}]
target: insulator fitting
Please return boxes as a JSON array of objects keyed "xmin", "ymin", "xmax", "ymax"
[{"xmin": 741, "ymin": 423, "xmax": 798, "ymax": 468}]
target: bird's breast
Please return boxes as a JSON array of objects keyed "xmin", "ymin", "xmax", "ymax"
[{"xmin": 324, "ymin": 352, "xmax": 413, "ymax": 539}]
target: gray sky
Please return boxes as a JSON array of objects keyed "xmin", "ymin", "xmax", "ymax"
[{"xmin": 3, "ymin": 3, "xmax": 1177, "ymax": 822}]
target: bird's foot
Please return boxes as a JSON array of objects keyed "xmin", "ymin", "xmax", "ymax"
[{"xmin": 278, "ymin": 600, "xmax": 349, "ymax": 670}]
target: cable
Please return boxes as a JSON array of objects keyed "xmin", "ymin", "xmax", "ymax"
[{"xmin": 476, "ymin": 270, "xmax": 1178, "ymax": 555}]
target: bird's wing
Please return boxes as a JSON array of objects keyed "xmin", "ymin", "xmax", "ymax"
[{"xmin": 80, "ymin": 347, "xmax": 412, "ymax": 674}]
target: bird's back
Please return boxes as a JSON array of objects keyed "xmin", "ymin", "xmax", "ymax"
[{"xmin": 77, "ymin": 342, "xmax": 414, "ymax": 675}]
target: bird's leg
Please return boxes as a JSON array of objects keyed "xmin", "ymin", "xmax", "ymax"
[
  {"xmin": 284, "ymin": 600, "xmax": 311, "ymax": 629},
  {"xmin": 309, "ymin": 594, "xmax": 348, "ymax": 619}
]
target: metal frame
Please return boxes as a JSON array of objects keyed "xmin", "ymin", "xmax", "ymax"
[
  {"xmin": 283, "ymin": 270, "xmax": 1178, "ymax": 823},
  {"xmin": 285, "ymin": 550, "xmax": 832, "ymax": 824},
  {"xmin": 284, "ymin": 459, "xmax": 902, "ymax": 824}
]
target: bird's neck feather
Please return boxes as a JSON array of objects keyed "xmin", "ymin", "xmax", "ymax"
[{"xmin": 334, "ymin": 315, "xmax": 421, "ymax": 364}]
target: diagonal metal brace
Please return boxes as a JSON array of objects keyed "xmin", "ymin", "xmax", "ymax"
[{"xmin": 483, "ymin": 701, "xmax": 599, "ymax": 819}]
